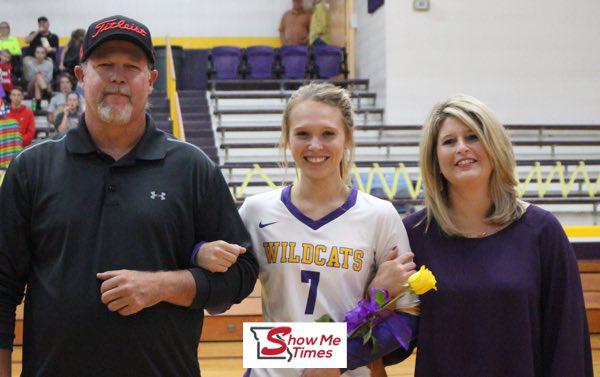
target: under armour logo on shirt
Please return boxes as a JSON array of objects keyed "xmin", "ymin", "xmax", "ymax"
[{"xmin": 150, "ymin": 191, "xmax": 166, "ymax": 200}]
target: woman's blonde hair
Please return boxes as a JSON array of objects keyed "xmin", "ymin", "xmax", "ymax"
[
  {"xmin": 420, "ymin": 94, "xmax": 524, "ymax": 236},
  {"xmin": 280, "ymin": 82, "xmax": 355, "ymax": 184}
]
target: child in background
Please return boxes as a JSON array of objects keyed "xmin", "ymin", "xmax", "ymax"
[{"xmin": 0, "ymin": 50, "xmax": 12, "ymax": 99}]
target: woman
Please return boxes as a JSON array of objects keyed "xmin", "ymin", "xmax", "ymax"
[
  {"xmin": 24, "ymin": 46, "xmax": 53, "ymax": 110},
  {"xmin": 54, "ymin": 92, "xmax": 81, "ymax": 133},
  {"xmin": 384, "ymin": 94, "xmax": 592, "ymax": 376},
  {"xmin": 59, "ymin": 28, "xmax": 85, "ymax": 75},
  {"xmin": 193, "ymin": 82, "xmax": 415, "ymax": 377},
  {"xmin": 0, "ymin": 22, "xmax": 22, "ymax": 57}
]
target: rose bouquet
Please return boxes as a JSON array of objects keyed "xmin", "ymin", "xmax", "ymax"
[{"xmin": 318, "ymin": 266, "xmax": 437, "ymax": 369}]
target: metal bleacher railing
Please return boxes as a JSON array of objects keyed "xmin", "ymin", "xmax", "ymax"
[{"xmin": 165, "ymin": 37, "xmax": 185, "ymax": 141}]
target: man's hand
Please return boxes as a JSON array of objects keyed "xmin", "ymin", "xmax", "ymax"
[
  {"xmin": 97, "ymin": 270, "xmax": 164, "ymax": 316},
  {"xmin": 195, "ymin": 241, "xmax": 246, "ymax": 273},
  {"xmin": 369, "ymin": 248, "xmax": 416, "ymax": 297},
  {"xmin": 301, "ymin": 368, "xmax": 341, "ymax": 377}
]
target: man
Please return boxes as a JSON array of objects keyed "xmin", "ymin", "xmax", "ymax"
[
  {"xmin": 24, "ymin": 16, "xmax": 59, "ymax": 60},
  {"xmin": 279, "ymin": 0, "xmax": 312, "ymax": 45},
  {"xmin": 6, "ymin": 86, "xmax": 35, "ymax": 147},
  {"xmin": 0, "ymin": 15, "xmax": 257, "ymax": 377}
]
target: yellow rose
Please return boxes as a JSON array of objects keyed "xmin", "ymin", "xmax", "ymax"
[{"xmin": 408, "ymin": 266, "xmax": 437, "ymax": 295}]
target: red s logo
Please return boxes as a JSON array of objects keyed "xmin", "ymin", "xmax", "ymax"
[{"xmin": 261, "ymin": 326, "xmax": 291, "ymax": 356}]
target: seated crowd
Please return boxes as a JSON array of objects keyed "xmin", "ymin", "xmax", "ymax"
[{"xmin": 0, "ymin": 16, "xmax": 86, "ymax": 153}]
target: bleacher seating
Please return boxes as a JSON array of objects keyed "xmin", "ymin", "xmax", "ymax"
[
  {"xmin": 205, "ymin": 77, "xmax": 600, "ymax": 217},
  {"xmin": 206, "ymin": 45, "xmax": 350, "ymax": 82},
  {"xmin": 207, "ymin": 46, "xmax": 243, "ymax": 80},
  {"xmin": 245, "ymin": 46, "xmax": 276, "ymax": 79},
  {"xmin": 279, "ymin": 44, "xmax": 309, "ymax": 79},
  {"xmin": 312, "ymin": 44, "xmax": 348, "ymax": 79}
]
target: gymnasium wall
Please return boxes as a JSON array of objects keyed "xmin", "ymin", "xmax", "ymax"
[
  {"xmin": 4, "ymin": 0, "xmax": 290, "ymax": 43},
  {"xmin": 379, "ymin": 0, "xmax": 600, "ymax": 124},
  {"xmin": 7, "ymin": 1, "xmax": 600, "ymax": 125},
  {"xmin": 355, "ymin": 1, "xmax": 387, "ymax": 109}
]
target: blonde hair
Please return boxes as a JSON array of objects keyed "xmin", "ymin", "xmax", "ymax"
[
  {"xmin": 420, "ymin": 94, "xmax": 524, "ymax": 237},
  {"xmin": 280, "ymin": 82, "xmax": 355, "ymax": 183}
]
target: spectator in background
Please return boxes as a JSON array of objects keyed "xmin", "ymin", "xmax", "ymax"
[
  {"xmin": 24, "ymin": 46, "xmax": 53, "ymax": 110},
  {"xmin": 7, "ymin": 86, "xmax": 35, "ymax": 147},
  {"xmin": 0, "ymin": 22, "xmax": 22, "ymax": 57},
  {"xmin": 0, "ymin": 50, "xmax": 12, "ymax": 98},
  {"xmin": 279, "ymin": 0, "xmax": 312, "ymax": 45},
  {"xmin": 53, "ymin": 92, "xmax": 81, "ymax": 133},
  {"xmin": 47, "ymin": 72, "xmax": 80, "ymax": 123},
  {"xmin": 59, "ymin": 28, "xmax": 85, "ymax": 75},
  {"xmin": 24, "ymin": 16, "xmax": 59, "ymax": 61},
  {"xmin": 310, "ymin": 0, "xmax": 332, "ymax": 45}
]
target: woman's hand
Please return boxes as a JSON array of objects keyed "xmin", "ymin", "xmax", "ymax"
[{"xmin": 369, "ymin": 248, "xmax": 416, "ymax": 297}]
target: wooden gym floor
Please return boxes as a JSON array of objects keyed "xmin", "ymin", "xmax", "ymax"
[{"xmin": 11, "ymin": 336, "xmax": 600, "ymax": 376}]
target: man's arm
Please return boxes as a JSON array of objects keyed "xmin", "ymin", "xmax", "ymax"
[
  {"xmin": 25, "ymin": 31, "xmax": 37, "ymax": 44},
  {"xmin": 0, "ymin": 348, "xmax": 10, "ymax": 377},
  {"xmin": 279, "ymin": 13, "xmax": 287, "ymax": 45},
  {"xmin": 0, "ymin": 157, "xmax": 31, "ymax": 357},
  {"xmin": 188, "ymin": 162, "xmax": 258, "ymax": 312},
  {"xmin": 58, "ymin": 45, "xmax": 67, "ymax": 70},
  {"xmin": 97, "ymin": 162, "xmax": 258, "ymax": 315},
  {"xmin": 47, "ymin": 34, "xmax": 59, "ymax": 54},
  {"xmin": 97, "ymin": 270, "xmax": 196, "ymax": 316}
]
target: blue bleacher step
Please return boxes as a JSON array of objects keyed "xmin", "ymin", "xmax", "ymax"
[
  {"xmin": 187, "ymin": 137, "xmax": 216, "ymax": 147},
  {"xmin": 185, "ymin": 129, "xmax": 213, "ymax": 138},
  {"xmin": 152, "ymin": 113, "xmax": 211, "ymax": 122},
  {"xmin": 153, "ymin": 120, "xmax": 212, "ymax": 132},
  {"xmin": 184, "ymin": 120, "xmax": 212, "ymax": 129}
]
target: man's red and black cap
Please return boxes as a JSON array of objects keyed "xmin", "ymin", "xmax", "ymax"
[{"xmin": 80, "ymin": 15, "xmax": 155, "ymax": 65}]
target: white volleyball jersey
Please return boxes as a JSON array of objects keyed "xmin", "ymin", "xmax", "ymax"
[{"xmin": 240, "ymin": 186, "xmax": 412, "ymax": 377}]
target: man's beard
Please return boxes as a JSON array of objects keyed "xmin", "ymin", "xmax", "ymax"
[
  {"xmin": 97, "ymin": 100, "xmax": 133, "ymax": 125},
  {"xmin": 97, "ymin": 87, "xmax": 135, "ymax": 125}
]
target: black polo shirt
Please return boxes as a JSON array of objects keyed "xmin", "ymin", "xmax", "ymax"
[{"xmin": 0, "ymin": 114, "xmax": 257, "ymax": 376}]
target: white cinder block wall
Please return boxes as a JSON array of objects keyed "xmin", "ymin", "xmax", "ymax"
[
  {"xmin": 355, "ymin": 2, "xmax": 387, "ymax": 110},
  {"xmin": 4, "ymin": 1, "xmax": 290, "ymax": 37},
  {"xmin": 378, "ymin": 0, "xmax": 600, "ymax": 124}
]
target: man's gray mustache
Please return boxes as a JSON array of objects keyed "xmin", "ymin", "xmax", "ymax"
[{"xmin": 101, "ymin": 87, "xmax": 132, "ymax": 99}]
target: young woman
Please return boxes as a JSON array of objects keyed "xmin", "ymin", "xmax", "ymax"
[
  {"xmin": 383, "ymin": 94, "xmax": 593, "ymax": 376},
  {"xmin": 23, "ymin": 46, "xmax": 53, "ymax": 110},
  {"xmin": 193, "ymin": 82, "xmax": 415, "ymax": 377},
  {"xmin": 54, "ymin": 92, "xmax": 82, "ymax": 133},
  {"xmin": 59, "ymin": 28, "xmax": 85, "ymax": 75}
]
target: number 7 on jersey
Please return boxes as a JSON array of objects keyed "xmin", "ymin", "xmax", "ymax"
[{"xmin": 301, "ymin": 270, "xmax": 320, "ymax": 315}]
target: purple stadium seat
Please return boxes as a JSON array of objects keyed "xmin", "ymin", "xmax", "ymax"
[
  {"xmin": 280, "ymin": 45, "xmax": 309, "ymax": 79},
  {"xmin": 246, "ymin": 46, "xmax": 275, "ymax": 79},
  {"xmin": 313, "ymin": 45, "xmax": 344, "ymax": 79},
  {"xmin": 210, "ymin": 46, "xmax": 242, "ymax": 79}
]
